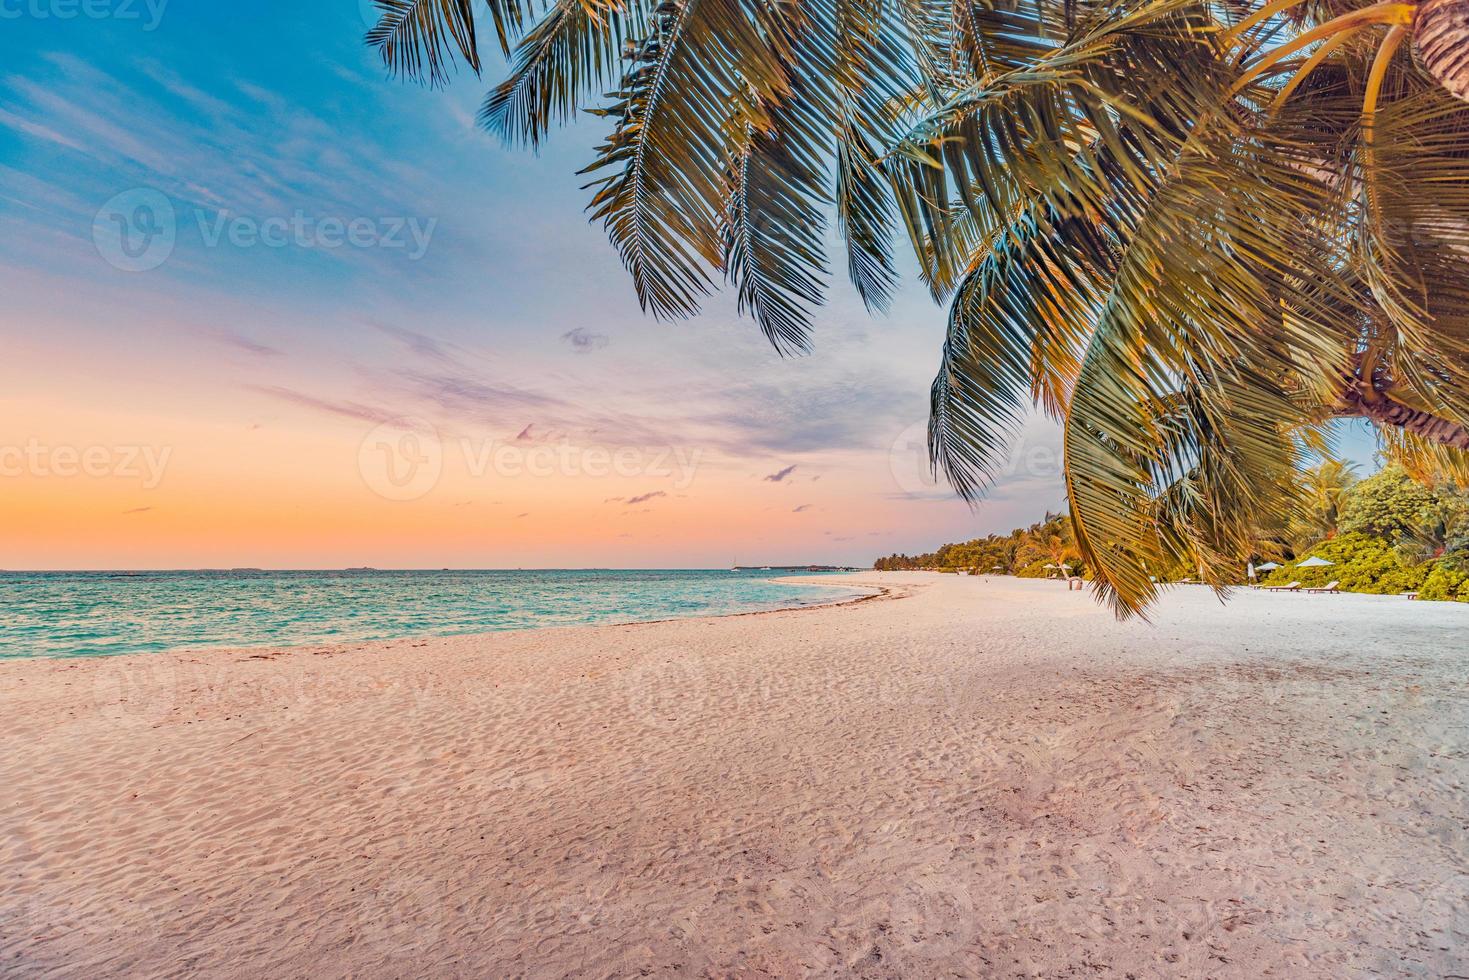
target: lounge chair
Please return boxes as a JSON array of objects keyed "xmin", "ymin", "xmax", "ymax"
[
  {"xmin": 1264, "ymin": 581, "xmax": 1301, "ymax": 592},
  {"xmin": 1305, "ymin": 581, "xmax": 1340, "ymax": 594},
  {"xmin": 1403, "ymin": 591, "xmax": 1420, "ymax": 600}
]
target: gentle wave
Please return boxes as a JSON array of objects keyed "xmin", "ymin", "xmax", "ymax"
[{"xmin": 0, "ymin": 569, "xmax": 864, "ymax": 659}]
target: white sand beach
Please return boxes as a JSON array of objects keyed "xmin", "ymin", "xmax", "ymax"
[{"xmin": 2, "ymin": 573, "xmax": 1467, "ymax": 978}]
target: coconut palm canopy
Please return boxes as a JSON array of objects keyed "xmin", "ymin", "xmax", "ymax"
[{"xmin": 363, "ymin": 0, "xmax": 1469, "ymax": 616}]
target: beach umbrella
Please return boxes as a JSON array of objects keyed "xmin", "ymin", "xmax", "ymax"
[
  {"xmin": 1256, "ymin": 561, "xmax": 1281, "ymax": 571},
  {"xmin": 1247, "ymin": 561, "xmax": 1256, "ymax": 580},
  {"xmin": 1296, "ymin": 556, "xmax": 1334, "ymax": 568}
]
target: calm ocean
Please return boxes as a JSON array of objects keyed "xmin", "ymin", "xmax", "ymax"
[{"xmin": 0, "ymin": 568, "xmax": 865, "ymax": 660}]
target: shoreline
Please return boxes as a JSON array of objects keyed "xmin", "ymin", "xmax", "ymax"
[
  {"xmin": 3, "ymin": 573, "xmax": 1466, "ymax": 976},
  {"xmin": 0, "ymin": 572, "xmax": 889, "ymax": 666}
]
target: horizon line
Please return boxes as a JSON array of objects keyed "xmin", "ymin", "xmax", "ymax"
[{"xmin": 0, "ymin": 565, "xmax": 870, "ymax": 574}]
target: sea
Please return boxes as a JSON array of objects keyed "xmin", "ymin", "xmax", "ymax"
[{"xmin": 0, "ymin": 568, "xmax": 867, "ymax": 659}]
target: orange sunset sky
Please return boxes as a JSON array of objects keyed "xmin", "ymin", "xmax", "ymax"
[{"xmin": 0, "ymin": 16, "xmax": 1374, "ymax": 569}]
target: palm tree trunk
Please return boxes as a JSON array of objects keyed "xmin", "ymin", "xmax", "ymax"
[
  {"xmin": 1414, "ymin": 0, "xmax": 1469, "ymax": 102},
  {"xmin": 1340, "ymin": 391, "xmax": 1469, "ymax": 449}
]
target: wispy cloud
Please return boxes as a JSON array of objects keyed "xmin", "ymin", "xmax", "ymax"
[
  {"xmin": 396, "ymin": 370, "xmax": 562, "ymax": 421},
  {"xmin": 764, "ymin": 465, "xmax": 797, "ymax": 483},
  {"xmin": 561, "ymin": 327, "xmax": 609, "ymax": 353},
  {"xmin": 792, "ymin": 503, "xmax": 812, "ymax": 513},
  {"xmin": 246, "ymin": 384, "xmax": 396, "ymax": 425},
  {"xmin": 370, "ymin": 321, "xmax": 455, "ymax": 363},
  {"xmin": 207, "ymin": 328, "xmax": 282, "ymax": 358},
  {"xmin": 625, "ymin": 491, "xmax": 666, "ymax": 505}
]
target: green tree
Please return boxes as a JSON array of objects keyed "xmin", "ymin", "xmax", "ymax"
[
  {"xmin": 1262, "ymin": 533, "xmax": 1430, "ymax": 593},
  {"xmin": 1287, "ymin": 460, "xmax": 1360, "ymax": 551},
  {"xmin": 1338, "ymin": 466, "xmax": 1439, "ymax": 542},
  {"xmin": 365, "ymin": 0, "xmax": 1469, "ymax": 614}
]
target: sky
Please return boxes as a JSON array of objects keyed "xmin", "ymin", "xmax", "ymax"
[{"xmin": 0, "ymin": 1, "xmax": 1380, "ymax": 569}]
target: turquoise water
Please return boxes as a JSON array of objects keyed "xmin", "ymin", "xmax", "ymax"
[{"xmin": 0, "ymin": 569, "xmax": 865, "ymax": 660}]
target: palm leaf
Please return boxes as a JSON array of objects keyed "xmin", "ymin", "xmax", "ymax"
[
  {"xmin": 726, "ymin": 97, "xmax": 832, "ymax": 354},
  {"xmin": 367, "ymin": 0, "xmax": 485, "ymax": 84},
  {"xmin": 480, "ymin": 0, "xmax": 648, "ymax": 147},
  {"xmin": 580, "ymin": 0, "xmax": 790, "ymax": 320}
]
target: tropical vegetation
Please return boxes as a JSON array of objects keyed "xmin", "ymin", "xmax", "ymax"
[
  {"xmin": 885, "ymin": 465, "xmax": 1469, "ymax": 599},
  {"xmin": 874, "ymin": 511, "xmax": 1086, "ymax": 577},
  {"xmin": 1261, "ymin": 464, "xmax": 1469, "ymax": 595},
  {"xmin": 364, "ymin": 0, "xmax": 1469, "ymax": 615}
]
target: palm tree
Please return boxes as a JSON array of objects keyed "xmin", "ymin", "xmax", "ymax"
[
  {"xmin": 364, "ymin": 0, "xmax": 1469, "ymax": 614},
  {"xmin": 1288, "ymin": 459, "xmax": 1361, "ymax": 549},
  {"xmin": 1041, "ymin": 532, "xmax": 1080, "ymax": 575}
]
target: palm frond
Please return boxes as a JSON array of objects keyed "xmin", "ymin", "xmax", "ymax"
[
  {"xmin": 367, "ymin": 0, "xmax": 486, "ymax": 84},
  {"xmin": 928, "ymin": 207, "xmax": 1111, "ymax": 497},
  {"xmin": 480, "ymin": 0, "xmax": 648, "ymax": 147},
  {"xmin": 726, "ymin": 96, "xmax": 832, "ymax": 354},
  {"xmin": 829, "ymin": 0, "xmax": 923, "ymax": 312},
  {"xmin": 1355, "ymin": 83, "xmax": 1469, "ymax": 418},
  {"xmin": 1061, "ymin": 118, "xmax": 1352, "ymax": 613},
  {"xmin": 837, "ymin": 131, "xmax": 900, "ymax": 313},
  {"xmin": 580, "ymin": 0, "xmax": 790, "ymax": 320},
  {"xmin": 1377, "ymin": 423, "xmax": 1469, "ymax": 482}
]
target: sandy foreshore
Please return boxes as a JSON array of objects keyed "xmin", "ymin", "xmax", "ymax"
[{"xmin": 2, "ymin": 572, "xmax": 1467, "ymax": 978}]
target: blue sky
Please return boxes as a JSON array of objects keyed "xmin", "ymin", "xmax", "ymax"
[{"xmin": 0, "ymin": 1, "xmax": 1381, "ymax": 568}]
